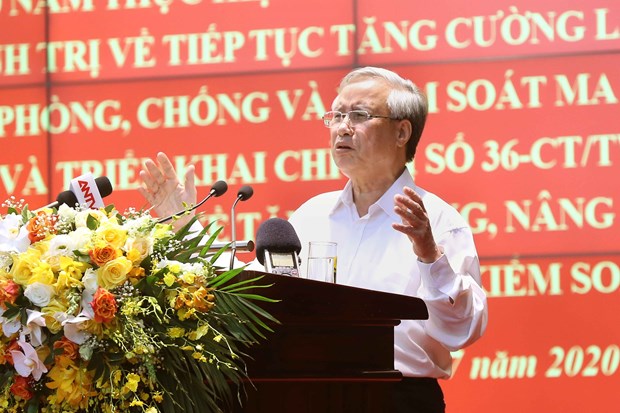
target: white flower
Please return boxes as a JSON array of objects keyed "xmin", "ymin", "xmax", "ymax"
[
  {"xmin": 10, "ymin": 339, "xmax": 48, "ymax": 380},
  {"xmin": 21, "ymin": 310, "xmax": 47, "ymax": 347},
  {"xmin": 124, "ymin": 235, "xmax": 153, "ymax": 262},
  {"xmin": 122, "ymin": 214, "xmax": 151, "ymax": 235},
  {"xmin": 70, "ymin": 226, "xmax": 93, "ymax": 251},
  {"xmin": 0, "ymin": 213, "xmax": 30, "ymax": 254},
  {"xmin": 74, "ymin": 209, "xmax": 108, "ymax": 228},
  {"xmin": 0, "ymin": 308, "xmax": 22, "ymax": 337},
  {"xmin": 60, "ymin": 311, "xmax": 93, "ymax": 345},
  {"xmin": 24, "ymin": 282, "xmax": 56, "ymax": 307},
  {"xmin": 82, "ymin": 268, "xmax": 99, "ymax": 295},
  {"xmin": 47, "ymin": 234, "xmax": 79, "ymax": 258},
  {"xmin": 0, "ymin": 254, "xmax": 12, "ymax": 272},
  {"xmin": 56, "ymin": 203, "xmax": 77, "ymax": 221}
]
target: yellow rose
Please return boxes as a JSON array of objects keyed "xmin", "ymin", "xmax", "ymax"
[
  {"xmin": 10, "ymin": 247, "xmax": 42, "ymax": 285},
  {"xmin": 95, "ymin": 222, "xmax": 127, "ymax": 249},
  {"xmin": 124, "ymin": 236, "xmax": 152, "ymax": 264},
  {"xmin": 41, "ymin": 297, "xmax": 70, "ymax": 333},
  {"xmin": 46, "ymin": 254, "xmax": 62, "ymax": 273},
  {"xmin": 31, "ymin": 240, "xmax": 49, "ymax": 255},
  {"xmin": 97, "ymin": 256, "xmax": 133, "ymax": 289}
]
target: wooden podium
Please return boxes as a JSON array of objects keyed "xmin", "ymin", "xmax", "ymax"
[{"xmin": 231, "ymin": 271, "xmax": 429, "ymax": 413}]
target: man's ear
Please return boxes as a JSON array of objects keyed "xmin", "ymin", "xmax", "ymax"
[{"xmin": 396, "ymin": 119, "xmax": 412, "ymax": 148}]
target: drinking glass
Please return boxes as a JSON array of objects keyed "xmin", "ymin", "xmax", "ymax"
[{"xmin": 307, "ymin": 241, "xmax": 337, "ymax": 283}]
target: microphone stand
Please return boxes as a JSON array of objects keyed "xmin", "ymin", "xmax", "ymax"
[
  {"xmin": 157, "ymin": 191, "xmax": 215, "ymax": 224},
  {"xmin": 157, "ymin": 181, "xmax": 227, "ymax": 224},
  {"xmin": 229, "ymin": 186, "xmax": 253, "ymax": 270},
  {"xmin": 210, "ymin": 240, "xmax": 254, "ymax": 252},
  {"xmin": 229, "ymin": 195, "xmax": 242, "ymax": 271}
]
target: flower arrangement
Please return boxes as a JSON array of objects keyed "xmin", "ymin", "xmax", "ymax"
[{"xmin": 0, "ymin": 197, "xmax": 276, "ymax": 413}]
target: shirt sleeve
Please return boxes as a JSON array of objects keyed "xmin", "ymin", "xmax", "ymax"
[{"xmin": 417, "ymin": 226, "xmax": 488, "ymax": 351}]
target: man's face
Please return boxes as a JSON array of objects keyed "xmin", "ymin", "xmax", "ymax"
[{"xmin": 329, "ymin": 78, "xmax": 407, "ymax": 181}]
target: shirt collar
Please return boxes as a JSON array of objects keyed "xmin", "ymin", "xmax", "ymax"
[
  {"xmin": 329, "ymin": 180, "xmax": 354, "ymax": 217},
  {"xmin": 375, "ymin": 169, "xmax": 415, "ymax": 219},
  {"xmin": 331, "ymin": 168, "xmax": 416, "ymax": 219}
]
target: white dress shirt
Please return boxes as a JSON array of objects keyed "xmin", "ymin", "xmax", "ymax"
[{"xmin": 288, "ymin": 169, "xmax": 488, "ymax": 379}]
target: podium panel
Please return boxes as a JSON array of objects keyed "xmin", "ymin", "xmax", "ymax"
[{"xmin": 230, "ymin": 271, "xmax": 429, "ymax": 412}]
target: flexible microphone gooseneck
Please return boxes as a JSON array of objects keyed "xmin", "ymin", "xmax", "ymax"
[
  {"xmin": 157, "ymin": 180, "xmax": 228, "ymax": 224},
  {"xmin": 229, "ymin": 185, "xmax": 254, "ymax": 270}
]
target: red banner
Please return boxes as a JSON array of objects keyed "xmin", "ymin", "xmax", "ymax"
[
  {"xmin": 444, "ymin": 254, "xmax": 620, "ymax": 412},
  {"xmin": 1, "ymin": 1, "xmax": 619, "ymax": 411}
]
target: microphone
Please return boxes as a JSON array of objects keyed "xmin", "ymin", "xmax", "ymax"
[
  {"xmin": 229, "ymin": 185, "xmax": 253, "ymax": 270},
  {"xmin": 35, "ymin": 176, "xmax": 113, "ymax": 212},
  {"xmin": 255, "ymin": 217, "xmax": 302, "ymax": 277},
  {"xmin": 157, "ymin": 180, "xmax": 228, "ymax": 224},
  {"xmin": 69, "ymin": 173, "xmax": 113, "ymax": 209}
]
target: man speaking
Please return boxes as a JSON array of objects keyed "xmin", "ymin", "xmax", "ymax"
[{"xmin": 139, "ymin": 66, "xmax": 488, "ymax": 413}]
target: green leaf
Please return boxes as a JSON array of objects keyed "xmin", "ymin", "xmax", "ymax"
[
  {"xmin": 4, "ymin": 210, "xmax": 277, "ymax": 413},
  {"xmin": 208, "ymin": 266, "xmax": 246, "ymax": 289},
  {"xmin": 27, "ymin": 400, "xmax": 39, "ymax": 413},
  {"xmin": 234, "ymin": 292, "xmax": 280, "ymax": 303},
  {"xmin": 2, "ymin": 302, "xmax": 20, "ymax": 320},
  {"xmin": 86, "ymin": 213, "xmax": 100, "ymax": 230},
  {"xmin": 217, "ymin": 274, "xmax": 263, "ymax": 291}
]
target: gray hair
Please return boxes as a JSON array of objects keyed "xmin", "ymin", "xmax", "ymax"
[{"xmin": 338, "ymin": 67, "xmax": 428, "ymax": 162}]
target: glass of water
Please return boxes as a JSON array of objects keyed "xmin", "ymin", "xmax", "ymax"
[{"xmin": 307, "ymin": 241, "xmax": 337, "ymax": 283}]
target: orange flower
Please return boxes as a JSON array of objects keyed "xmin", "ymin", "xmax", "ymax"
[
  {"xmin": 174, "ymin": 287, "xmax": 215, "ymax": 313},
  {"xmin": 26, "ymin": 211, "xmax": 57, "ymax": 243},
  {"xmin": 0, "ymin": 279, "xmax": 20, "ymax": 309},
  {"xmin": 3, "ymin": 340, "xmax": 20, "ymax": 365},
  {"xmin": 89, "ymin": 245, "xmax": 120, "ymax": 267},
  {"xmin": 53, "ymin": 337, "xmax": 80, "ymax": 362},
  {"xmin": 127, "ymin": 266, "xmax": 146, "ymax": 284},
  {"xmin": 90, "ymin": 287, "xmax": 117, "ymax": 323},
  {"xmin": 10, "ymin": 376, "xmax": 33, "ymax": 400},
  {"xmin": 193, "ymin": 287, "xmax": 216, "ymax": 312}
]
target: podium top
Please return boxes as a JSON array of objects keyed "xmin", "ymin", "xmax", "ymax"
[{"xmin": 237, "ymin": 270, "xmax": 428, "ymax": 324}]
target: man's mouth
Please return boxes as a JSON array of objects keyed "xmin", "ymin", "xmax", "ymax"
[{"xmin": 335, "ymin": 141, "xmax": 352, "ymax": 150}]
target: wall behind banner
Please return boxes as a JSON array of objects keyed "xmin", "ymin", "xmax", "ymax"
[{"xmin": 1, "ymin": 0, "xmax": 619, "ymax": 411}]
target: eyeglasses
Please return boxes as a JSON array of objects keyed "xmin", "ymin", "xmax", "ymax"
[{"xmin": 322, "ymin": 110, "xmax": 400, "ymax": 128}]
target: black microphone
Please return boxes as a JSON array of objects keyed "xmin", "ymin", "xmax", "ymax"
[
  {"xmin": 35, "ymin": 176, "xmax": 113, "ymax": 212},
  {"xmin": 255, "ymin": 217, "xmax": 302, "ymax": 276},
  {"xmin": 229, "ymin": 185, "xmax": 253, "ymax": 270},
  {"xmin": 157, "ymin": 180, "xmax": 228, "ymax": 224}
]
